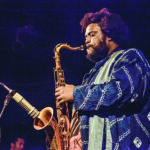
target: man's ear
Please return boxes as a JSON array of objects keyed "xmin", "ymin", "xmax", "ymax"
[{"xmin": 105, "ymin": 36, "xmax": 112, "ymax": 45}]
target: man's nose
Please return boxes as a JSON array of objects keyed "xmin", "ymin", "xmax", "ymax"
[{"xmin": 85, "ymin": 36, "xmax": 91, "ymax": 44}]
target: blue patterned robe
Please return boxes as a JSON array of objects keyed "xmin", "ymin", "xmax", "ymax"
[{"xmin": 73, "ymin": 48, "xmax": 150, "ymax": 150}]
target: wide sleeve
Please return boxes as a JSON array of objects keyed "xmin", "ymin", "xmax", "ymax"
[{"xmin": 73, "ymin": 49, "xmax": 150, "ymax": 116}]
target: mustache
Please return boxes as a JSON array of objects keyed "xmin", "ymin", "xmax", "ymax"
[{"xmin": 86, "ymin": 44, "xmax": 93, "ymax": 49}]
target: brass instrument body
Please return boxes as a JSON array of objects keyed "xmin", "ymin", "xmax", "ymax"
[
  {"xmin": 53, "ymin": 43, "xmax": 84, "ymax": 150},
  {"xmin": 34, "ymin": 107, "xmax": 63, "ymax": 150}
]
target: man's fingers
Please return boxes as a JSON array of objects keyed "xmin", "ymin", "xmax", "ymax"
[
  {"xmin": 55, "ymin": 91, "xmax": 61, "ymax": 97},
  {"xmin": 55, "ymin": 86, "xmax": 62, "ymax": 92},
  {"xmin": 55, "ymin": 89, "xmax": 64, "ymax": 97},
  {"xmin": 56, "ymin": 95, "xmax": 63, "ymax": 101},
  {"xmin": 56, "ymin": 99, "xmax": 65, "ymax": 107}
]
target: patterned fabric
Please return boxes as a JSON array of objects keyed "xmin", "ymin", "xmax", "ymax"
[
  {"xmin": 73, "ymin": 48, "xmax": 150, "ymax": 150},
  {"xmin": 70, "ymin": 108, "xmax": 82, "ymax": 150}
]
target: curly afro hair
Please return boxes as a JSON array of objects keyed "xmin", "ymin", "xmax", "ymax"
[{"xmin": 80, "ymin": 8, "xmax": 130, "ymax": 47}]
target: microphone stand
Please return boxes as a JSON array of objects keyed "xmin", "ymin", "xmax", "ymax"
[
  {"xmin": 0, "ymin": 118, "xmax": 2, "ymax": 150},
  {"xmin": 0, "ymin": 88, "xmax": 13, "ymax": 150}
]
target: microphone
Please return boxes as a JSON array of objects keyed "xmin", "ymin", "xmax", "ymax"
[{"xmin": 0, "ymin": 82, "xmax": 40, "ymax": 119}]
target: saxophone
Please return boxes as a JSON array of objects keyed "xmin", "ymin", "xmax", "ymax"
[
  {"xmin": 0, "ymin": 43, "xmax": 84, "ymax": 150},
  {"xmin": 53, "ymin": 43, "xmax": 84, "ymax": 150}
]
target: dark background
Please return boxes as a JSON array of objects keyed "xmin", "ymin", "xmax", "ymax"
[{"xmin": 0, "ymin": 0, "xmax": 150, "ymax": 149}]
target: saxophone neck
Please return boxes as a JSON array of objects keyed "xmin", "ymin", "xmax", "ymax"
[
  {"xmin": 54, "ymin": 43, "xmax": 85, "ymax": 55},
  {"xmin": 54, "ymin": 43, "xmax": 85, "ymax": 71}
]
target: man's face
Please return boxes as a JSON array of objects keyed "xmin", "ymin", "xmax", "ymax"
[
  {"xmin": 14, "ymin": 138, "xmax": 24, "ymax": 150},
  {"xmin": 85, "ymin": 23, "xmax": 108, "ymax": 62}
]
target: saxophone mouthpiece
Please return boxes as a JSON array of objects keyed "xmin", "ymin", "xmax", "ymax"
[{"xmin": 80, "ymin": 44, "xmax": 87, "ymax": 51}]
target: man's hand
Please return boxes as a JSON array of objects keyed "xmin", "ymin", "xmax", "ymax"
[{"xmin": 55, "ymin": 84, "xmax": 75, "ymax": 105}]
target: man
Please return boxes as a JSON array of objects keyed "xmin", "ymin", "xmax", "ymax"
[
  {"xmin": 10, "ymin": 138, "xmax": 25, "ymax": 150},
  {"xmin": 55, "ymin": 8, "xmax": 150, "ymax": 150}
]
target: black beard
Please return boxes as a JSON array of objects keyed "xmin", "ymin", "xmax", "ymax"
[{"xmin": 86, "ymin": 47, "xmax": 108, "ymax": 62}]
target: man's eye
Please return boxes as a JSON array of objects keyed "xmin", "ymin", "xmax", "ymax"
[{"xmin": 90, "ymin": 32, "xmax": 95, "ymax": 37}]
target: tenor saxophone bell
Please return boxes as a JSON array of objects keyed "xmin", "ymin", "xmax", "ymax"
[
  {"xmin": 34, "ymin": 107, "xmax": 54, "ymax": 130},
  {"xmin": 34, "ymin": 107, "xmax": 63, "ymax": 150}
]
